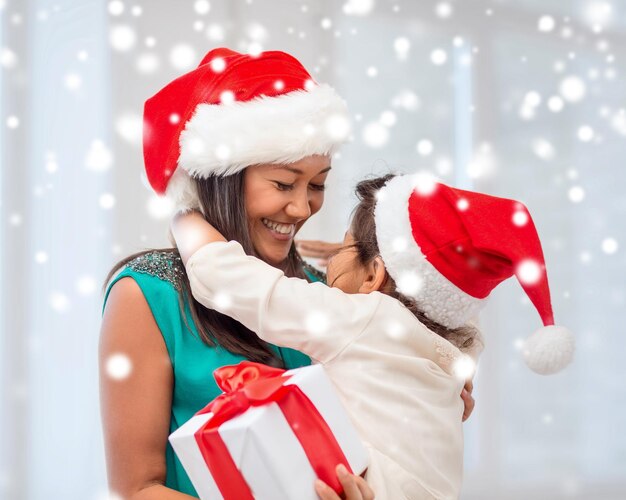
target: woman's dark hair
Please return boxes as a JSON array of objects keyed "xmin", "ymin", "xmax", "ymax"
[
  {"xmin": 348, "ymin": 174, "xmax": 476, "ymax": 351},
  {"xmin": 103, "ymin": 171, "xmax": 307, "ymax": 367}
]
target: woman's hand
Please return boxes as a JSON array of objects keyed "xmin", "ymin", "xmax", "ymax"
[
  {"xmin": 314, "ymin": 464, "xmax": 374, "ymax": 500},
  {"xmin": 295, "ymin": 240, "xmax": 343, "ymax": 268},
  {"xmin": 461, "ymin": 379, "xmax": 475, "ymax": 422}
]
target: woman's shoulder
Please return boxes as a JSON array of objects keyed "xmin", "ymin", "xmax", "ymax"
[
  {"xmin": 123, "ymin": 249, "xmax": 186, "ymax": 290},
  {"xmin": 105, "ymin": 250, "xmax": 185, "ymax": 300},
  {"xmin": 103, "ymin": 249, "xmax": 190, "ymax": 361}
]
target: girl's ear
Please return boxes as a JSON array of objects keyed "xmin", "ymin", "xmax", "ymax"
[{"xmin": 358, "ymin": 256, "xmax": 388, "ymax": 294}]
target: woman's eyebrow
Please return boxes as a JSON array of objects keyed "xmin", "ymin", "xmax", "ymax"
[{"xmin": 272, "ymin": 165, "xmax": 332, "ymax": 175}]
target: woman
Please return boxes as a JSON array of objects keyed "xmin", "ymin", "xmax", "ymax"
[{"xmin": 100, "ymin": 48, "xmax": 376, "ymax": 499}]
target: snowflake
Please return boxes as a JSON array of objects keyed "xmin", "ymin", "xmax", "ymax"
[
  {"xmin": 396, "ymin": 271, "xmax": 423, "ymax": 296},
  {"xmin": 64, "ymin": 72, "xmax": 82, "ymax": 91},
  {"xmin": 362, "ymin": 121, "xmax": 389, "ymax": 148},
  {"xmin": 106, "ymin": 353, "xmax": 132, "ymax": 380},
  {"xmin": 532, "ymin": 138, "xmax": 555, "ymax": 161},
  {"xmin": 305, "ymin": 311, "xmax": 330, "ymax": 335},
  {"xmin": 86, "ymin": 140, "xmax": 113, "ymax": 172},
  {"xmin": 559, "ymin": 75, "xmax": 586, "ymax": 102},
  {"xmin": 386, "ymin": 321, "xmax": 406, "ymax": 340},
  {"xmin": 34, "ymin": 251, "xmax": 49, "ymax": 264},
  {"xmin": 206, "ymin": 23, "xmax": 225, "ymax": 42},
  {"xmin": 147, "ymin": 195, "xmax": 174, "ymax": 220},
  {"xmin": 416, "ymin": 139, "xmax": 433, "ymax": 156},
  {"xmin": 76, "ymin": 275, "xmax": 97, "ymax": 296},
  {"xmin": 343, "ymin": 0, "xmax": 375, "ymax": 17},
  {"xmin": 169, "ymin": 43, "xmax": 197, "ymax": 71},
  {"xmin": 512, "ymin": 210, "xmax": 529, "ymax": 226},
  {"xmin": 435, "ymin": 2, "xmax": 453, "ymax": 19},
  {"xmin": 110, "ymin": 25, "xmax": 136, "ymax": 52},
  {"xmin": 1, "ymin": 47, "xmax": 17, "ymax": 69},
  {"xmin": 108, "ymin": 0, "xmax": 124, "ymax": 16},
  {"xmin": 246, "ymin": 22, "xmax": 268, "ymax": 42},
  {"xmin": 391, "ymin": 90, "xmax": 420, "ymax": 111},
  {"xmin": 210, "ymin": 56, "xmax": 226, "ymax": 72},
  {"xmin": 379, "ymin": 110, "xmax": 396, "ymax": 127},
  {"xmin": 115, "ymin": 113, "xmax": 142, "ymax": 145},
  {"xmin": 324, "ymin": 113, "xmax": 351, "ymax": 141},
  {"xmin": 456, "ymin": 198, "xmax": 469, "ymax": 211},
  {"xmin": 516, "ymin": 259, "xmax": 542, "ymax": 285},
  {"xmin": 430, "ymin": 48, "xmax": 447, "ymax": 65},
  {"xmin": 577, "ymin": 125, "xmax": 594, "ymax": 142},
  {"xmin": 99, "ymin": 193, "xmax": 116, "ymax": 210},
  {"xmin": 584, "ymin": 1, "xmax": 613, "ymax": 28},
  {"xmin": 136, "ymin": 53, "xmax": 160, "ymax": 74},
  {"xmin": 601, "ymin": 238, "xmax": 618, "ymax": 255},
  {"xmin": 6, "ymin": 115, "xmax": 19, "ymax": 129},
  {"xmin": 393, "ymin": 37, "xmax": 410, "ymax": 60},
  {"xmin": 50, "ymin": 292, "xmax": 71, "ymax": 313},
  {"xmin": 194, "ymin": 0, "xmax": 211, "ymax": 15},
  {"xmin": 45, "ymin": 152, "xmax": 59, "ymax": 174},
  {"xmin": 547, "ymin": 96, "xmax": 564, "ymax": 112},
  {"xmin": 538, "ymin": 15, "xmax": 555, "ymax": 32},
  {"xmin": 452, "ymin": 355, "xmax": 476, "ymax": 380}
]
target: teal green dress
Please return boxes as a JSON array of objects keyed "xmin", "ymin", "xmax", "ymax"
[{"xmin": 103, "ymin": 250, "xmax": 319, "ymax": 497}]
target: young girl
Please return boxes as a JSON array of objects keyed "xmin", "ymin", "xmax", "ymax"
[{"xmin": 172, "ymin": 174, "xmax": 574, "ymax": 499}]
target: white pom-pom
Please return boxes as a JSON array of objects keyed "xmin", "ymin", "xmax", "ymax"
[{"xmin": 523, "ymin": 325, "xmax": 575, "ymax": 375}]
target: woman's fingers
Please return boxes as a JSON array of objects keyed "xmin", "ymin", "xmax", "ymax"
[
  {"xmin": 314, "ymin": 479, "xmax": 340, "ymax": 500},
  {"xmin": 354, "ymin": 475, "xmax": 375, "ymax": 500},
  {"xmin": 314, "ymin": 464, "xmax": 374, "ymax": 500},
  {"xmin": 461, "ymin": 388, "xmax": 475, "ymax": 422},
  {"xmin": 336, "ymin": 464, "xmax": 363, "ymax": 499},
  {"xmin": 296, "ymin": 240, "xmax": 343, "ymax": 259}
]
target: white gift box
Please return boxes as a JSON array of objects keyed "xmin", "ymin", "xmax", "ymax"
[{"xmin": 169, "ymin": 363, "xmax": 369, "ymax": 500}]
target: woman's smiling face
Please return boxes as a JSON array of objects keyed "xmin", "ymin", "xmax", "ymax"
[{"xmin": 244, "ymin": 155, "xmax": 331, "ymax": 266}]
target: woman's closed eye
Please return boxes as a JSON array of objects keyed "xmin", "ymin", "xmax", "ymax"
[
  {"xmin": 274, "ymin": 181, "xmax": 294, "ymax": 191},
  {"xmin": 273, "ymin": 181, "xmax": 326, "ymax": 192}
]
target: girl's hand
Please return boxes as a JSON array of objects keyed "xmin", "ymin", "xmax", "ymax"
[
  {"xmin": 295, "ymin": 240, "xmax": 343, "ymax": 268},
  {"xmin": 171, "ymin": 210, "xmax": 226, "ymax": 265},
  {"xmin": 461, "ymin": 379, "xmax": 475, "ymax": 422},
  {"xmin": 314, "ymin": 464, "xmax": 374, "ymax": 500}
]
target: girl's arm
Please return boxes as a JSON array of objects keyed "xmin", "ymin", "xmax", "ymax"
[
  {"xmin": 172, "ymin": 210, "xmax": 226, "ymax": 264},
  {"xmin": 99, "ymin": 278, "xmax": 197, "ymax": 499},
  {"xmin": 171, "ymin": 212, "xmax": 382, "ymax": 364}
]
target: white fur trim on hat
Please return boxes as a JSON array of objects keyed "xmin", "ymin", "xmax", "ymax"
[
  {"xmin": 178, "ymin": 83, "xmax": 350, "ymax": 179},
  {"xmin": 165, "ymin": 166, "xmax": 201, "ymax": 213},
  {"xmin": 374, "ymin": 175, "xmax": 486, "ymax": 329}
]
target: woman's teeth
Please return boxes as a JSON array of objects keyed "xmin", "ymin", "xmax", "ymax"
[{"xmin": 262, "ymin": 218, "xmax": 295, "ymax": 235}]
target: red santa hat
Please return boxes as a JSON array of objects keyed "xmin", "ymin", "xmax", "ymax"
[
  {"xmin": 374, "ymin": 174, "xmax": 575, "ymax": 375},
  {"xmin": 143, "ymin": 48, "xmax": 350, "ymax": 212}
]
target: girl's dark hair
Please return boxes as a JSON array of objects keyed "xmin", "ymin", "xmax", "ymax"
[
  {"xmin": 103, "ymin": 171, "xmax": 307, "ymax": 367},
  {"xmin": 348, "ymin": 174, "xmax": 476, "ymax": 351}
]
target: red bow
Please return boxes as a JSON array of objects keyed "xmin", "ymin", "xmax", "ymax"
[{"xmin": 198, "ymin": 362, "xmax": 290, "ymax": 427}]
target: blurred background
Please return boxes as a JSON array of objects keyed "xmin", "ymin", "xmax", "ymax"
[{"xmin": 1, "ymin": 0, "xmax": 625, "ymax": 498}]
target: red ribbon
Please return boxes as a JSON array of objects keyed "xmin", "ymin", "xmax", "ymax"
[{"xmin": 193, "ymin": 361, "xmax": 353, "ymax": 499}]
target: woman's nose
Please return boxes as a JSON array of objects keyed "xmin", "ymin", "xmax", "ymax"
[{"xmin": 285, "ymin": 189, "xmax": 312, "ymax": 220}]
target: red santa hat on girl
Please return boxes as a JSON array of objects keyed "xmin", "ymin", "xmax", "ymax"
[
  {"xmin": 374, "ymin": 174, "xmax": 575, "ymax": 375},
  {"xmin": 143, "ymin": 48, "xmax": 351, "ymax": 212}
]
